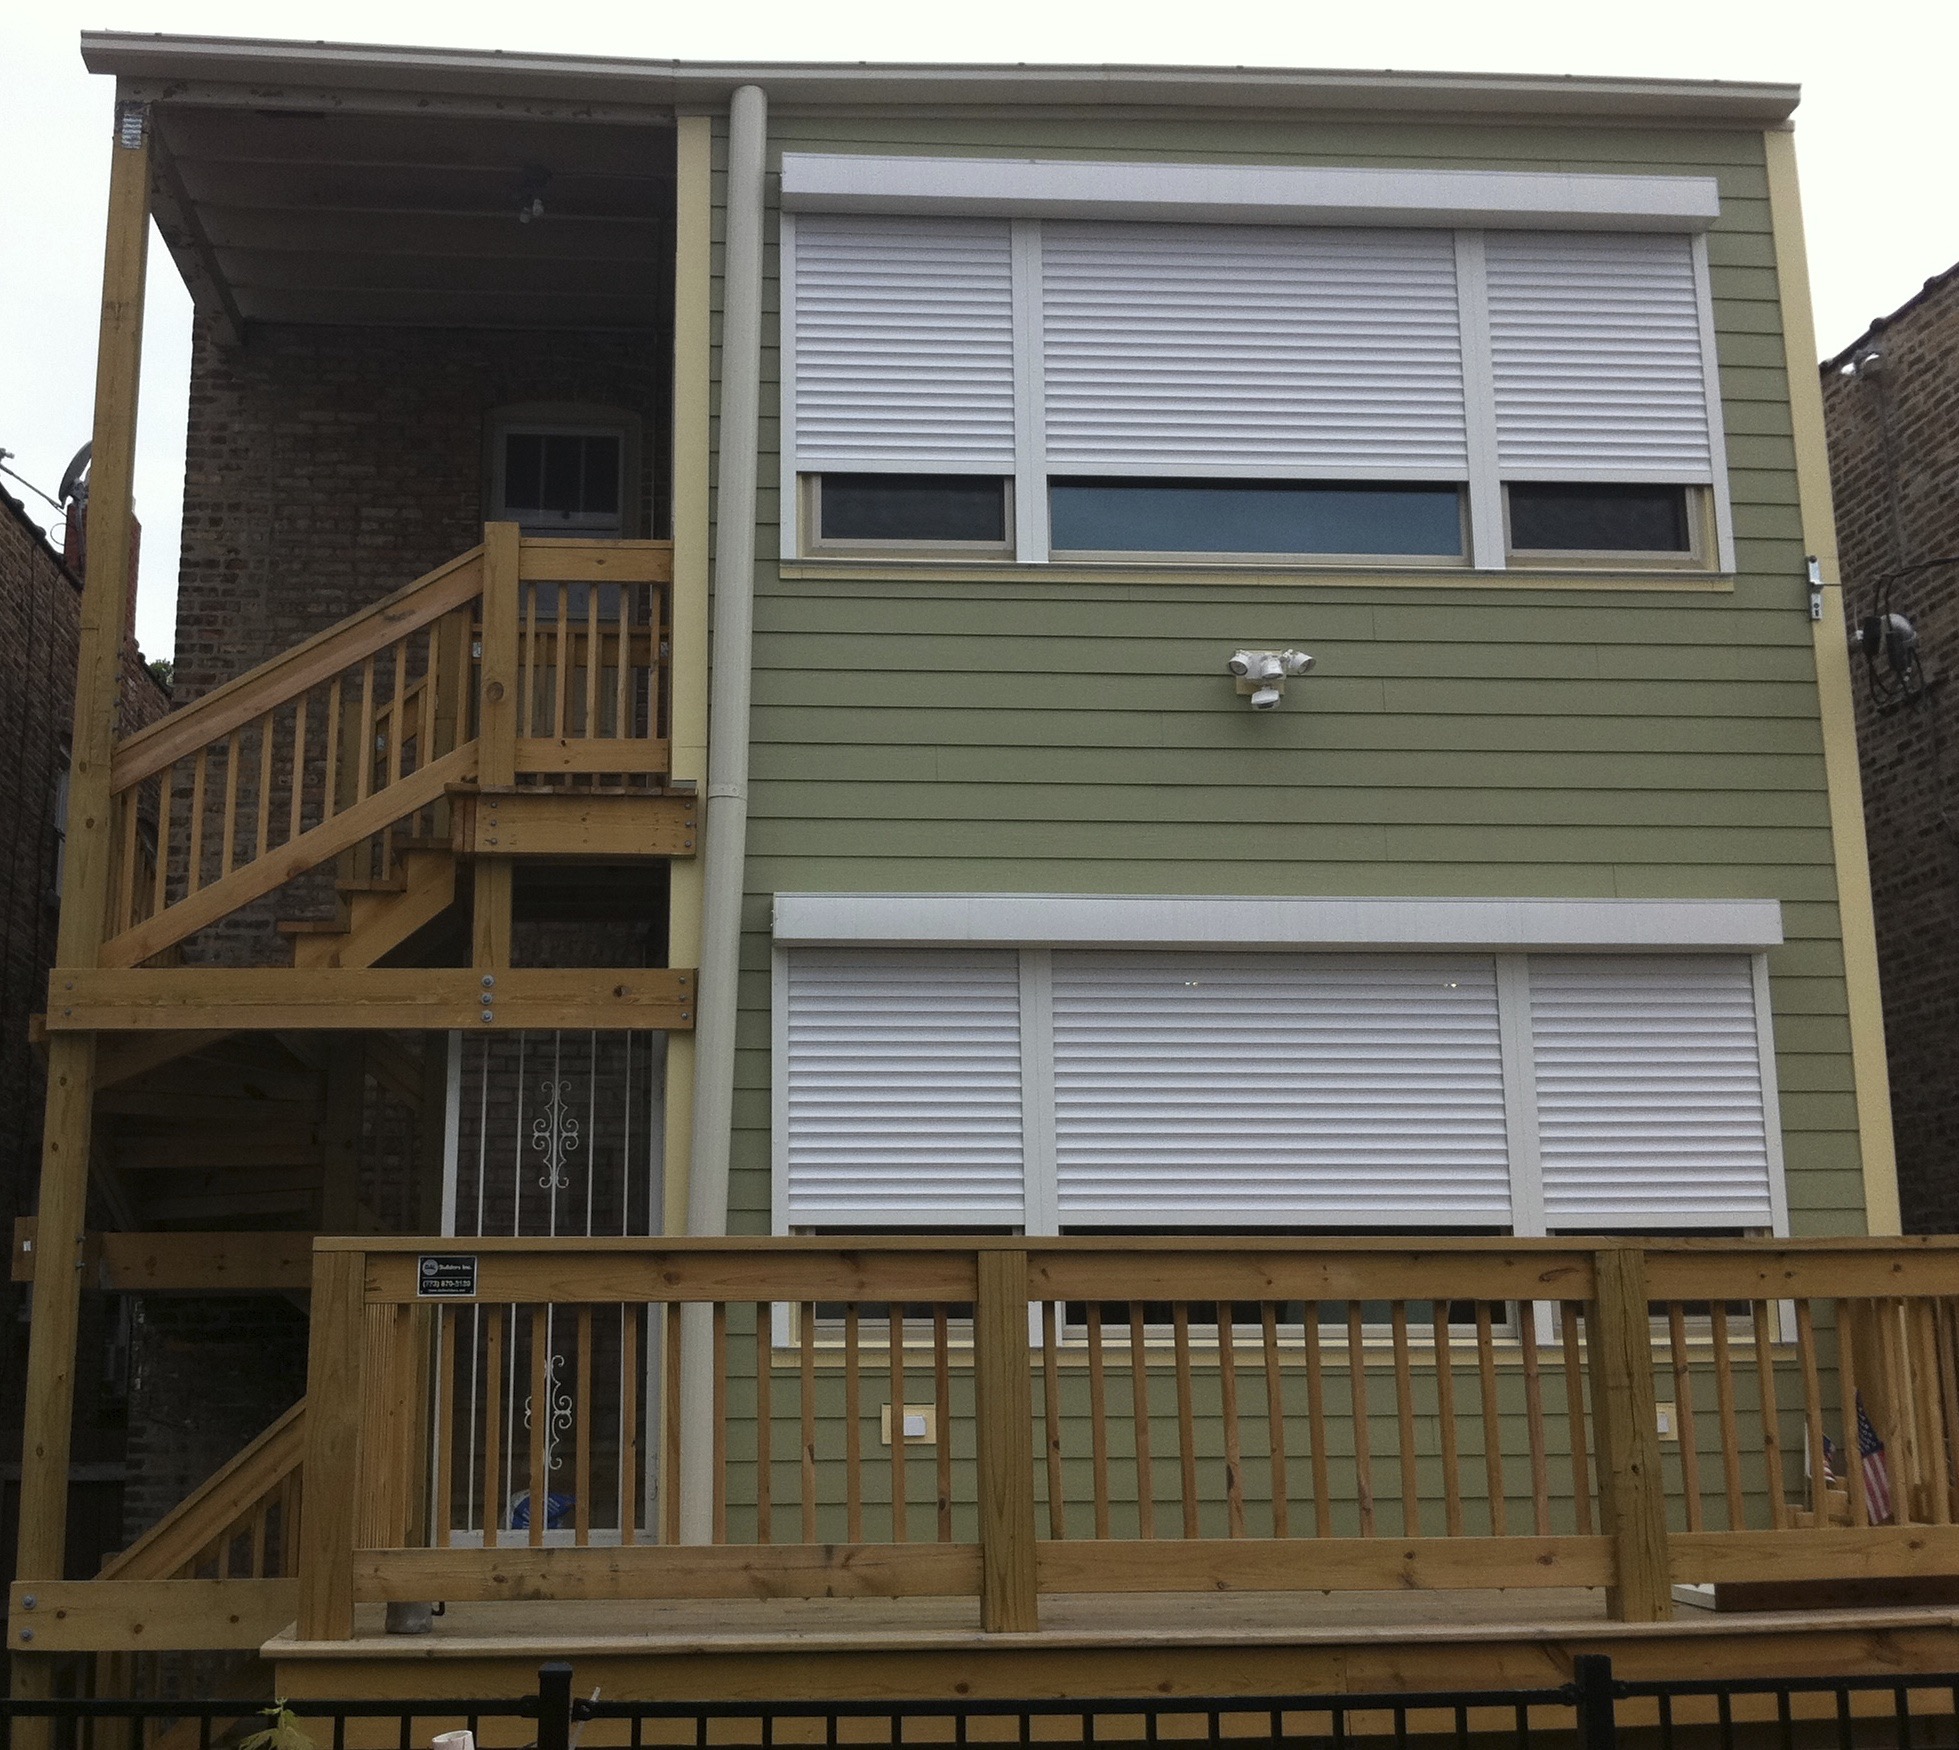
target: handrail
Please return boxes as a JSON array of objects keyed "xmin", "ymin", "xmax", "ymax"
[
  {"xmin": 294, "ymin": 1234, "xmax": 1959, "ymax": 1642},
  {"xmin": 111, "ymin": 548, "xmax": 485, "ymax": 792}
]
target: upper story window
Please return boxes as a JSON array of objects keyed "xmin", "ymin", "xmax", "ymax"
[
  {"xmin": 779, "ymin": 160, "xmax": 1732, "ymax": 573},
  {"xmin": 490, "ymin": 415, "xmax": 633, "ymax": 537}
]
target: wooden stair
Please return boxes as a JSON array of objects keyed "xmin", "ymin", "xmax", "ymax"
[{"xmin": 277, "ymin": 836, "xmax": 458, "ymax": 970}]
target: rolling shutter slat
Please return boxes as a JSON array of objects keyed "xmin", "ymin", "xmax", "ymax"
[
  {"xmin": 790, "ymin": 216, "xmax": 1017, "ymax": 471},
  {"xmin": 1041, "ymin": 224, "xmax": 1468, "ymax": 475},
  {"xmin": 783, "ymin": 948, "xmax": 1025, "ymax": 1224},
  {"xmin": 1050, "ymin": 952, "xmax": 1510, "ymax": 1225},
  {"xmin": 1530, "ymin": 955, "xmax": 1773, "ymax": 1229},
  {"xmin": 1486, "ymin": 231, "xmax": 1713, "ymax": 479}
]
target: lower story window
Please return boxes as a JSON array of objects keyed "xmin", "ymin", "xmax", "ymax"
[
  {"xmin": 1048, "ymin": 478, "xmax": 1466, "ymax": 559},
  {"xmin": 1506, "ymin": 481, "xmax": 1695, "ymax": 557},
  {"xmin": 774, "ymin": 945, "xmax": 1786, "ymax": 1240},
  {"xmin": 813, "ymin": 473, "xmax": 1010, "ymax": 548}
]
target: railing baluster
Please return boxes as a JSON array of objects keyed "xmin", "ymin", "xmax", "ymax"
[
  {"xmin": 1173, "ymin": 1302, "xmax": 1198, "ymax": 1538},
  {"xmin": 755, "ymin": 1300, "xmax": 773, "ymax": 1545},
  {"xmin": 662, "ymin": 1304, "xmax": 683, "ymax": 1545},
  {"xmin": 575, "ymin": 1304, "xmax": 593, "ymax": 1547},
  {"xmin": 1129, "ymin": 1301, "xmax": 1154, "ymax": 1539},
  {"xmin": 620, "ymin": 1304, "xmax": 640, "ymax": 1545},
  {"xmin": 800, "ymin": 1302, "xmax": 818, "ymax": 1541},
  {"xmin": 1087, "ymin": 1301, "xmax": 1111, "ymax": 1538},
  {"xmin": 935, "ymin": 1304, "xmax": 954, "ymax": 1543},
  {"xmin": 1519, "ymin": 1301, "xmax": 1551, "ymax": 1535},
  {"xmin": 187, "ymin": 746, "xmax": 208, "ymax": 892},
  {"xmin": 115, "ymin": 789, "xmax": 138, "ymax": 934},
  {"xmin": 528, "ymin": 1304, "xmax": 548, "ymax": 1549},
  {"xmin": 585, "ymin": 580, "xmax": 601, "ymax": 739},
  {"xmin": 1303, "ymin": 1299, "xmax": 1331, "ymax": 1538},
  {"xmin": 1562, "ymin": 1303, "xmax": 1594, "ymax": 1535},
  {"xmin": 889, "ymin": 1302, "xmax": 908, "ymax": 1543},
  {"xmin": 844, "ymin": 1303, "xmax": 864, "ymax": 1541},
  {"xmin": 1710, "ymin": 1302, "xmax": 1746, "ymax": 1529},
  {"xmin": 712, "ymin": 1300, "xmax": 728, "ymax": 1542},
  {"xmin": 481, "ymin": 1305, "xmax": 505, "ymax": 1549},
  {"xmin": 554, "ymin": 584, "xmax": 571, "ymax": 739},
  {"xmin": 1347, "ymin": 1301, "xmax": 1374, "ymax": 1536},
  {"xmin": 615, "ymin": 578, "xmax": 632, "ymax": 739},
  {"xmin": 289, "ymin": 694, "xmax": 308, "ymax": 842},
  {"xmin": 1793, "ymin": 1299, "xmax": 1827, "ymax": 1525},
  {"xmin": 1477, "ymin": 1301, "xmax": 1506, "ymax": 1537},
  {"xmin": 1911, "ymin": 1298, "xmax": 1948, "ymax": 1525},
  {"xmin": 1391, "ymin": 1302, "xmax": 1419, "ymax": 1537},
  {"xmin": 388, "ymin": 638, "xmax": 408, "ymax": 790},
  {"xmin": 1261, "ymin": 1303, "xmax": 1290, "ymax": 1539},
  {"xmin": 1668, "ymin": 1302, "xmax": 1705, "ymax": 1532},
  {"xmin": 1839, "ymin": 1299, "xmax": 1870, "ymax": 1527},
  {"xmin": 355, "ymin": 655, "xmax": 376, "ymax": 804},
  {"xmin": 1041, "ymin": 1299, "xmax": 1065, "ymax": 1539},
  {"xmin": 220, "ymin": 731, "xmax": 240, "ymax": 878},
  {"xmin": 434, "ymin": 1304, "xmax": 455, "ymax": 1547},
  {"xmin": 152, "ymin": 765, "xmax": 172, "ymax": 916},
  {"xmin": 1434, "ymin": 1300, "xmax": 1463, "ymax": 1536},
  {"xmin": 322, "ymin": 672, "xmax": 343, "ymax": 822},
  {"xmin": 254, "ymin": 713, "xmax": 274, "ymax": 865},
  {"xmin": 1935, "ymin": 1302, "xmax": 1959, "ymax": 1523},
  {"xmin": 1218, "ymin": 1303, "xmax": 1245, "ymax": 1539},
  {"xmin": 1753, "ymin": 1300, "xmax": 1789, "ymax": 1529}
]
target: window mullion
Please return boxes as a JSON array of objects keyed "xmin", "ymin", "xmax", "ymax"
[
  {"xmin": 1496, "ymin": 953, "xmax": 1545, "ymax": 1237},
  {"xmin": 1019, "ymin": 945, "xmax": 1059, "ymax": 1235},
  {"xmin": 1454, "ymin": 229, "xmax": 1505, "ymax": 571},
  {"xmin": 1011, "ymin": 219, "xmax": 1049, "ymax": 563}
]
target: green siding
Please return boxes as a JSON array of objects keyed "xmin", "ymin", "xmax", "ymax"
[{"xmin": 709, "ymin": 110, "xmax": 1864, "ymax": 1243}]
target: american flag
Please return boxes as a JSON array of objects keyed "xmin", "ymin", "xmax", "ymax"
[{"xmin": 1824, "ymin": 1393, "xmax": 1893, "ymax": 1523}]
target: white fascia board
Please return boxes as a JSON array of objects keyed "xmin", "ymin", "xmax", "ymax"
[
  {"xmin": 772, "ymin": 893, "xmax": 1784, "ymax": 952},
  {"xmin": 779, "ymin": 154, "xmax": 1722, "ymax": 233}
]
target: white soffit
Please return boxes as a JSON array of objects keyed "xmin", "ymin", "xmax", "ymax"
[
  {"xmin": 779, "ymin": 155, "xmax": 1723, "ymax": 233},
  {"xmin": 772, "ymin": 894, "xmax": 1784, "ymax": 952}
]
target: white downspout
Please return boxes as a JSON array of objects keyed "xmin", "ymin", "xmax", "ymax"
[{"xmin": 678, "ymin": 81, "xmax": 766, "ymax": 1544}]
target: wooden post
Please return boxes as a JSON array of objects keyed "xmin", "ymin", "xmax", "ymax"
[
  {"xmin": 297, "ymin": 1247, "xmax": 367, "ymax": 1640},
  {"xmin": 1590, "ymin": 1247, "xmax": 1671, "ymax": 1621},
  {"xmin": 974, "ymin": 1249, "xmax": 1037, "ymax": 1632},
  {"xmin": 14, "ymin": 99, "xmax": 151, "ymax": 1659},
  {"xmin": 472, "ymin": 523, "xmax": 519, "ymax": 968}
]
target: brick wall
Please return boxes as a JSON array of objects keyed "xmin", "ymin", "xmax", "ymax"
[
  {"xmin": 1822, "ymin": 264, "xmax": 1959, "ymax": 1233},
  {"xmin": 177, "ymin": 313, "xmax": 669, "ymax": 703},
  {"xmin": 0, "ymin": 491, "xmax": 169, "ymax": 1571}
]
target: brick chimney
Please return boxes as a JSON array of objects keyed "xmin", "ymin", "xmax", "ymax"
[{"xmin": 62, "ymin": 495, "xmax": 142, "ymax": 643}]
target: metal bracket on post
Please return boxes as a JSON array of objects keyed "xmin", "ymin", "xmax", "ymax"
[{"xmin": 1808, "ymin": 555, "xmax": 1825, "ymax": 622}]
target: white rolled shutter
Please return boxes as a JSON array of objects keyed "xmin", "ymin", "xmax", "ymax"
[
  {"xmin": 782, "ymin": 948, "xmax": 1026, "ymax": 1225},
  {"xmin": 787, "ymin": 215, "xmax": 1018, "ymax": 472},
  {"xmin": 1529, "ymin": 955, "xmax": 1774, "ymax": 1229},
  {"xmin": 1049, "ymin": 951, "xmax": 1511, "ymax": 1225},
  {"xmin": 1040, "ymin": 223, "xmax": 1468, "ymax": 477},
  {"xmin": 1485, "ymin": 231, "xmax": 1713, "ymax": 481}
]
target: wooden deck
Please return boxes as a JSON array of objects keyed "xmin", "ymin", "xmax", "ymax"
[{"xmin": 267, "ymin": 1590, "xmax": 1959, "ymax": 1701}]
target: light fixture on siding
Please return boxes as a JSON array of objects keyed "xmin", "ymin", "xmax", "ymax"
[{"xmin": 1227, "ymin": 648, "xmax": 1315, "ymax": 711}]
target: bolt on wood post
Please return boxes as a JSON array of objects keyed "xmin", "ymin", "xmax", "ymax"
[
  {"xmin": 1590, "ymin": 1246, "xmax": 1672, "ymax": 1621},
  {"xmin": 298, "ymin": 1247, "xmax": 368, "ymax": 1640},
  {"xmin": 14, "ymin": 101, "xmax": 151, "ymax": 1700},
  {"xmin": 974, "ymin": 1248, "xmax": 1038, "ymax": 1632}
]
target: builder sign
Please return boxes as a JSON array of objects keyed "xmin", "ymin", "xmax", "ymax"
[{"xmin": 416, "ymin": 1254, "xmax": 479, "ymax": 1298}]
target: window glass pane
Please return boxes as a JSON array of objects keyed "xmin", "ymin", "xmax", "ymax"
[
  {"xmin": 541, "ymin": 436, "xmax": 584, "ymax": 513},
  {"xmin": 503, "ymin": 434, "xmax": 546, "ymax": 512},
  {"xmin": 1049, "ymin": 479, "xmax": 1464, "ymax": 556},
  {"xmin": 580, "ymin": 436, "xmax": 622, "ymax": 515},
  {"xmin": 1507, "ymin": 482, "xmax": 1690, "ymax": 552},
  {"xmin": 820, "ymin": 474, "xmax": 1008, "ymax": 543}
]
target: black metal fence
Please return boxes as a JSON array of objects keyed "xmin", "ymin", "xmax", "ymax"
[{"xmin": 5, "ymin": 1657, "xmax": 1959, "ymax": 1750}]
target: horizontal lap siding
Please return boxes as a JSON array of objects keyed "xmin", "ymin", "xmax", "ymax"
[{"xmin": 717, "ymin": 116, "xmax": 1860, "ymax": 1245}]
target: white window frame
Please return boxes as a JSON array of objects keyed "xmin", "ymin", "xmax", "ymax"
[
  {"xmin": 770, "ymin": 894, "xmax": 1789, "ymax": 1245},
  {"xmin": 488, "ymin": 410, "xmax": 637, "ymax": 537},
  {"xmin": 779, "ymin": 160, "xmax": 1733, "ymax": 573}
]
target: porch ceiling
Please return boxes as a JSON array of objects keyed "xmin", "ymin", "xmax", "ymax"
[{"xmin": 149, "ymin": 104, "xmax": 673, "ymax": 336}]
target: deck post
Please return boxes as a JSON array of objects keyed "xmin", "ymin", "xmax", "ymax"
[
  {"xmin": 472, "ymin": 522, "xmax": 519, "ymax": 968},
  {"xmin": 1590, "ymin": 1246, "xmax": 1671, "ymax": 1621},
  {"xmin": 12, "ymin": 94, "xmax": 152, "ymax": 1692},
  {"xmin": 974, "ymin": 1248, "xmax": 1038, "ymax": 1631},
  {"xmin": 298, "ymin": 1247, "xmax": 369, "ymax": 1639}
]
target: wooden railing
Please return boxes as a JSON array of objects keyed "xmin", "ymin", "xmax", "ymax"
[
  {"xmin": 97, "ymin": 529, "xmax": 671, "ymax": 966},
  {"xmin": 296, "ymin": 1237, "xmax": 1959, "ymax": 1639}
]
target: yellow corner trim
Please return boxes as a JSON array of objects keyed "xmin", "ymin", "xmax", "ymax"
[{"xmin": 1765, "ymin": 126, "xmax": 1900, "ymax": 1236}]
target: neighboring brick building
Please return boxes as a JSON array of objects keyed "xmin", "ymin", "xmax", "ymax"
[
  {"xmin": 1822, "ymin": 262, "xmax": 1959, "ymax": 1233},
  {"xmin": 0, "ymin": 487, "xmax": 168, "ymax": 1580}
]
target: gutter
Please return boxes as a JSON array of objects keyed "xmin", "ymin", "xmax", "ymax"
[{"xmin": 677, "ymin": 80, "xmax": 766, "ymax": 1543}]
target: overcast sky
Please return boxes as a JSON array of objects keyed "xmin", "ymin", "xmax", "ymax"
[{"xmin": 3, "ymin": 0, "xmax": 1956, "ymax": 659}]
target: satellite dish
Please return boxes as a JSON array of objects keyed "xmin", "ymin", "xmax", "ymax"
[{"xmin": 57, "ymin": 443, "xmax": 91, "ymax": 507}]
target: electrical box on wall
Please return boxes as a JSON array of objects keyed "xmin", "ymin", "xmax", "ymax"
[{"xmin": 880, "ymin": 1403, "xmax": 937, "ymax": 1446}]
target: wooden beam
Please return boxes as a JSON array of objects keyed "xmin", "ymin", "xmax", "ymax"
[
  {"xmin": 519, "ymin": 539, "xmax": 673, "ymax": 584},
  {"xmin": 461, "ymin": 791, "xmax": 696, "ymax": 857},
  {"xmin": 11, "ymin": 1221, "xmax": 313, "ymax": 1291},
  {"xmin": 353, "ymin": 1543, "xmax": 981, "ymax": 1604},
  {"xmin": 8, "ymin": 1579, "xmax": 299, "ymax": 1652},
  {"xmin": 471, "ymin": 859, "xmax": 512, "ymax": 970},
  {"xmin": 46, "ymin": 967, "xmax": 695, "ymax": 1031},
  {"xmin": 1038, "ymin": 1535, "xmax": 1612, "ymax": 1594},
  {"xmin": 1590, "ymin": 1246, "xmax": 1671, "ymax": 1622},
  {"xmin": 148, "ymin": 121, "xmax": 246, "ymax": 347},
  {"xmin": 1671, "ymin": 1526, "xmax": 1959, "ymax": 1584},
  {"xmin": 515, "ymin": 737, "xmax": 671, "ymax": 775},
  {"xmin": 974, "ymin": 1249, "xmax": 1037, "ymax": 1632}
]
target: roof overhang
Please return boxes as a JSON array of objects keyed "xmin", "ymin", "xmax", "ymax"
[{"xmin": 84, "ymin": 32, "xmax": 1801, "ymax": 126}]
